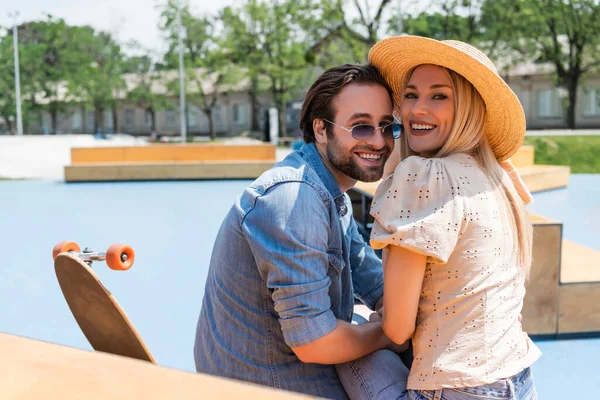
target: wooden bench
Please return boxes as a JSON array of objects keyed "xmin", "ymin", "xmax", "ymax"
[
  {"xmin": 349, "ymin": 179, "xmax": 600, "ymax": 338},
  {"xmin": 0, "ymin": 333, "xmax": 316, "ymax": 399},
  {"xmin": 64, "ymin": 144, "xmax": 278, "ymax": 182}
]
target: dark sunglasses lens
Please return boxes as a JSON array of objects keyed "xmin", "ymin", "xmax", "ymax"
[
  {"xmin": 351, "ymin": 125, "xmax": 375, "ymax": 140},
  {"xmin": 383, "ymin": 124, "xmax": 403, "ymax": 139}
]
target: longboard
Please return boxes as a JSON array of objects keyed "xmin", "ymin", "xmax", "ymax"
[{"xmin": 53, "ymin": 241, "xmax": 155, "ymax": 363}]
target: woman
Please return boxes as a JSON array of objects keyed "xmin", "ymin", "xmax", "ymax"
[{"xmin": 336, "ymin": 36, "xmax": 541, "ymax": 400}]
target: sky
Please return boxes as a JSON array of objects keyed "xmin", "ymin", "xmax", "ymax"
[
  {"xmin": 0, "ymin": 0, "xmax": 420, "ymax": 57},
  {"xmin": 0, "ymin": 0, "xmax": 239, "ymax": 56}
]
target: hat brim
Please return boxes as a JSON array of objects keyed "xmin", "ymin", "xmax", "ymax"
[{"xmin": 368, "ymin": 36, "xmax": 525, "ymax": 161}]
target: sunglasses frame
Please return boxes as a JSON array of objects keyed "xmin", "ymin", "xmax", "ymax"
[{"xmin": 323, "ymin": 119, "xmax": 403, "ymax": 140}]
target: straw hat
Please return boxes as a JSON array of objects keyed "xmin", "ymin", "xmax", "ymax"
[{"xmin": 368, "ymin": 35, "xmax": 525, "ymax": 161}]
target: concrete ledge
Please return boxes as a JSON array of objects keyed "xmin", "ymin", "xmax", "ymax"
[
  {"xmin": 71, "ymin": 144, "xmax": 277, "ymax": 164},
  {"xmin": 64, "ymin": 161, "xmax": 275, "ymax": 182}
]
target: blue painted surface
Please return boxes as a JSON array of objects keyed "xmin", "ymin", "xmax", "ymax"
[
  {"xmin": 529, "ymin": 174, "xmax": 600, "ymax": 251},
  {"xmin": 0, "ymin": 179, "xmax": 250, "ymax": 372},
  {"xmin": 0, "ymin": 177, "xmax": 599, "ymax": 399}
]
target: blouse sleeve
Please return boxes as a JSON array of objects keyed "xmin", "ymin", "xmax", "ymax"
[{"xmin": 369, "ymin": 156, "xmax": 467, "ymax": 264}]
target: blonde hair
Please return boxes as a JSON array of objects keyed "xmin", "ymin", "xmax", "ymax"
[{"xmin": 398, "ymin": 66, "xmax": 533, "ymax": 274}]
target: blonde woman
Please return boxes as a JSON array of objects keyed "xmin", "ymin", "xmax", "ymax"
[{"xmin": 336, "ymin": 36, "xmax": 541, "ymax": 400}]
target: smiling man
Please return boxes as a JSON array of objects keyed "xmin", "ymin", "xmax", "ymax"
[{"xmin": 193, "ymin": 64, "xmax": 403, "ymax": 399}]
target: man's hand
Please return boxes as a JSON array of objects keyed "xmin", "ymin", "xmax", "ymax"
[
  {"xmin": 374, "ymin": 296, "xmax": 384, "ymax": 313},
  {"xmin": 369, "ymin": 311, "xmax": 382, "ymax": 323}
]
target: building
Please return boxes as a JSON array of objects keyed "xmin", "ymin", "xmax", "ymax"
[{"xmin": 17, "ymin": 54, "xmax": 600, "ymax": 137}]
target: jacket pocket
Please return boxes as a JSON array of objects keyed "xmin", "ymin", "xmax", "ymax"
[{"xmin": 327, "ymin": 248, "xmax": 345, "ymax": 275}]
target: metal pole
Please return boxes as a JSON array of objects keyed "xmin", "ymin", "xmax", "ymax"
[
  {"xmin": 397, "ymin": 0, "xmax": 403, "ymax": 35},
  {"xmin": 10, "ymin": 11, "xmax": 24, "ymax": 136},
  {"xmin": 176, "ymin": 1, "xmax": 187, "ymax": 143}
]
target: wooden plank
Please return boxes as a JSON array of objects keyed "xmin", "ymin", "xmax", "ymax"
[
  {"xmin": 558, "ymin": 283, "xmax": 600, "ymax": 334},
  {"xmin": 65, "ymin": 164, "xmax": 177, "ymax": 182},
  {"xmin": 124, "ymin": 146, "xmax": 175, "ymax": 162},
  {"xmin": 355, "ymin": 163, "xmax": 569, "ymax": 197},
  {"xmin": 510, "ymin": 145, "xmax": 535, "ymax": 168},
  {"xmin": 173, "ymin": 161, "xmax": 274, "ymax": 180},
  {"xmin": 71, "ymin": 145, "xmax": 277, "ymax": 164},
  {"xmin": 521, "ymin": 221, "xmax": 562, "ymax": 336},
  {"xmin": 560, "ymin": 240, "xmax": 600, "ymax": 284},
  {"xmin": 0, "ymin": 333, "xmax": 317, "ymax": 399},
  {"xmin": 71, "ymin": 147, "xmax": 127, "ymax": 164},
  {"xmin": 65, "ymin": 161, "xmax": 275, "ymax": 182},
  {"xmin": 517, "ymin": 164, "xmax": 570, "ymax": 193}
]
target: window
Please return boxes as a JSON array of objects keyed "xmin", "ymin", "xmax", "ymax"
[
  {"xmin": 87, "ymin": 111, "xmax": 95, "ymax": 131},
  {"xmin": 165, "ymin": 110, "xmax": 176, "ymax": 127},
  {"xmin": 124, "ymin": 109, "xmax": 134, "ymax": 127},
  {"xmin": 536, "ymin": 88, "xmax": 563, "ymax": 118},
  {"xmin": 188, "ymin": 109, "xmax": 198, "ymax": 127},
  {"xmin": 71, "ymin": 111, "xmax": 82, "ymax": 129},
  {"xmin": 583, "ymin": 87, "xmax": 600, "ymax": 116},
  {"xmin": 233, "ymin": 104, "xmax": 245, "ymax": 125},
  {"xmin": 145, "ymin": 111, "xmax": 152, "ymax": 126},
  {"xmin": 104, "ymin": 110, "xmax": 113, "ymax": 129},
  {"xmin": 213, "ymin": 106, "xmax": 221, "ymax": 124}
]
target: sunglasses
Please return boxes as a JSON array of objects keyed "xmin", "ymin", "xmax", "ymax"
[{"xmin": 323, "ymin": 119, "xmax": 403, "ymax": 140}]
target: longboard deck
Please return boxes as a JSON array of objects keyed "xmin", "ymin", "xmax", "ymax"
[{"xmin": 54, "ymin": 253, "xmax": 155, "ymax": 363}]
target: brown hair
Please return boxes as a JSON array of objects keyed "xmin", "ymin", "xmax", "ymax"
[{"xmin": 299, "ymin": 64, "xmax": 394, "ymax": 143}]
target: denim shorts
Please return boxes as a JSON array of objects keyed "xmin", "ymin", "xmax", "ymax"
[{"xmin": 409, "ymin": 367, "xmax": 537, "ymax": 400}]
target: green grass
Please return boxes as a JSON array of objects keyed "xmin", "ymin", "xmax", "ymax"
[{"xmin": 523, "ymin": 135, "xmax": 600, "ymax": 174}]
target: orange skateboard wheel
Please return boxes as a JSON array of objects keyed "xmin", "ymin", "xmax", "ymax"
[
  {"xmin": 106, "ymin": 244, "xmax": 135, "ymax": 271},
  {"xmin": 52, "ymin": 241, "xmax": 81, "ymax": 260}
]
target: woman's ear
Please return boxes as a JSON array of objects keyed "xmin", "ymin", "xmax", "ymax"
[{"xmin": 313, "ymin": 119, "xmax": 327, "ymax": 144}]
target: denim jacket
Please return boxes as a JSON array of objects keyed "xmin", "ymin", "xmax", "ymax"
[{"xmin": 194, "ymin": 143, "xmax": 384, "ymax": 399}]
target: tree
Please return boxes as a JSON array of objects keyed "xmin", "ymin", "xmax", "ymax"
[
  {"xmin": 482, "ymin": 0, "xmax": 600, "ymax": 128},
  {"xmin": 70, "ymin": 28, "xmax": 126, "ymax": 134},
  {"xmin": 389, "ymin": 0, "xmax": 485, "ymax": 42},
  {"xmin": 220, "ymin": 0, "xmax": 327, "ymax": 138},
  {"xmin": 125, "ymin": 53, "xmax": 173, "ymax": 135},
  {"xmin": 221, "ymin": 4, "xmax": 269, "ymax": 133},
  {"xmin": 338, "ymin": 0, "xmax": 393, "ymax": 46},
  {"xmin": 159, "ymin": 1, "xmax": 235, "ymax": 140},
  {"xmin": 0, "ymin": 31, "xmax": 23, "ymax": 134},
  {"xmin": 15, "ymin": 16, "xmax": 84, "ymax": 134}
]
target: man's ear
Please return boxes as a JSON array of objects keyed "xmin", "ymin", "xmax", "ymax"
[{"xmin": 313, "ymin": 119, "xmax": 327, "ymax": 144}]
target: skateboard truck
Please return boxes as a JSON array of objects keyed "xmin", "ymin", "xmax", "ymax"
[{"xmin": 52, "ymin": 241, "xmax": 135, "ymax": 271}]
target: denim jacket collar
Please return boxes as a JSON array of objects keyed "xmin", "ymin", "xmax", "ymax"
[{"xmin": 299, "ymin": 142, "xmax": 345, "ymax": 205}]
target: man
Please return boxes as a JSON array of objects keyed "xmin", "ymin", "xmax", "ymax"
[{"xmin": 194, "ymin": 64, "xmax": 403, "ymax": 399}]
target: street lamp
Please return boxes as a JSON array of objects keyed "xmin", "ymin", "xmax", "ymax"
[
  {"xmin": 8, "ymin": 10, "xmax": 23, "ymax": 136},
  {"xmin": 176, "ymin": 0, "xmax": 187, "ymax": 143},
  {"xmin": 397, "ymin": 0, "xmax": 403, "ymax": 35}
]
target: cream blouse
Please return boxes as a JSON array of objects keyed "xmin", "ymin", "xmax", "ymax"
[{"xmin": 370, "ymin": 153, "xmax": 541, "ymax": 390}]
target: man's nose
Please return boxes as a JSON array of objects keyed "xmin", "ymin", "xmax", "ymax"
[{"xmin": 366, "ymin": 127, "xmax": 387, "ymax": 148}]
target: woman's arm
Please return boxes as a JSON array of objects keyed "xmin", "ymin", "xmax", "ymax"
[{"xmin": 382, "ymin": 245, "xmax": 427, "ymax": 344}]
